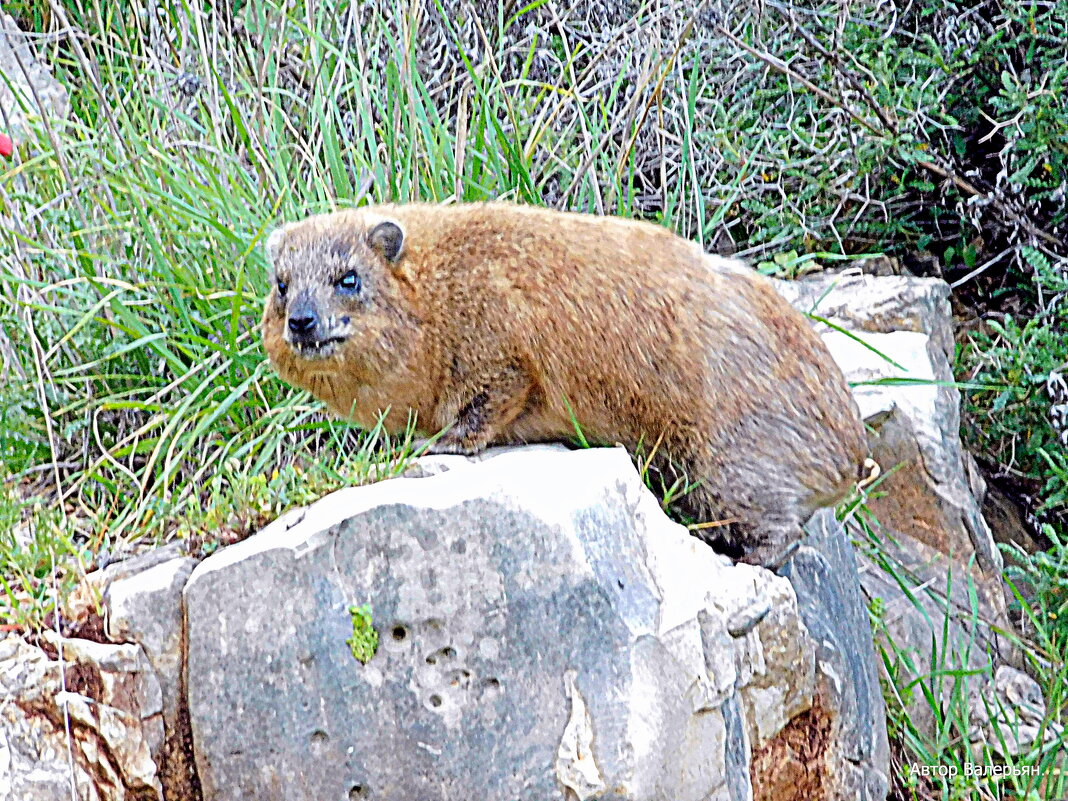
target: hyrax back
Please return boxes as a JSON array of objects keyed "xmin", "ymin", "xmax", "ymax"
[{"xmin": 261, "ymin": 202, "xmax": 867, "ymax": 565}]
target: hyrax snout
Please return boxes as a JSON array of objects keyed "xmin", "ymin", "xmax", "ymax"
[{"xmin": 261, "ymin": 202, "xmax": 868, "ymax": 566}]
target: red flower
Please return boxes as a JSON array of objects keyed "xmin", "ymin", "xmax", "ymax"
[{"xmin": 0, "ymin": 133, "xmax": 12, "ymax": 158}]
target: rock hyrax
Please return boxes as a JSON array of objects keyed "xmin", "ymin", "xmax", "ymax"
[{"xmin": 261, "ymin": 202, "xmax": 867, "ymax": 565}]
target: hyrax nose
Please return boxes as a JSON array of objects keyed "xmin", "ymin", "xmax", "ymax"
[{"xmin": 288, "ymin": 311, "xmax": 318, "ymax": 335}]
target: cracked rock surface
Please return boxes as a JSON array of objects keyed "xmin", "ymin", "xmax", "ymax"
[
  {"xmin": 14, "ymin": 270, "xmax": 1029, "ymax": 801},
  {"xmin": 0, "ymin": 632, "xmax": 163, "ymax": 801}
]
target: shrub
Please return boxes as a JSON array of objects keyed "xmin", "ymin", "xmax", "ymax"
[{"xmin": 961, "ymin": 247, "xmax": 1068, "ymax": 522}]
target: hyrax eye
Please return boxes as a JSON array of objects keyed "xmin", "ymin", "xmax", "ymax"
[
  {"xmin": 277, "ymin": 278, "xmax": 288, "ymax": 298},
  {"xmin": 336, "ymin": 270, "xmax": 361, "ymax": 293}
]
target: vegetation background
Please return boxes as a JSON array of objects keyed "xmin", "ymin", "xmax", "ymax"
[{"xmin": 0, "ymin": 0, "xmax": 1065, "ymax": 799}]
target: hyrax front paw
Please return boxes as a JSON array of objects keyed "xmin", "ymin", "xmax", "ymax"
[
  {"xmin": 427, "ymin": 390, "xmax": 495, "ymax": 455},
  {"xmin": 425, "ymin": 430, "xmax": 490, "ymax": 456}
]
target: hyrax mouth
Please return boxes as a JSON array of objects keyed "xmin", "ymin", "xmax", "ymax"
[{"xmin": 291, "ymin": 336, "xmax": 347, "ymax": 360}]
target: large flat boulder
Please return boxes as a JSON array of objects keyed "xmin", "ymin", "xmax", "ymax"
[{"xmin": 181, "ymin": 445, "xmax": 877, "ymax": 800}]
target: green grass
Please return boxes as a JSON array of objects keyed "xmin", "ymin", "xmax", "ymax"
[
  {"xmin": 0, "ymin": 0, "xmax": 715, "ymax": 625},
  {"xmin": 842, "ymin": 492, "xmax": 1068, "ymax": 801}
]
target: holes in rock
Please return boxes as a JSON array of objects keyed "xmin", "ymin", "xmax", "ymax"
[
  {"xmin": 449, "ymin": 669, "xmax": 472, "ymax": 689},
  {"xmin": 423, "ymin": 618, "xmax": 444, "ymax": 632},
  {"xmin": 63, "ymin": 662, "xmax": 104, "ymax": 701},
  {"xmin": 426, "ymin": 646, "xmax": 457, "ymax": 665},
  {"xmin": 391, "ymin": 625, "xmax": 408, "ymax": 642},
  {"xmin": 349, "ymin": 784, "xmax": 369, "ymax": 799},
  {"xmin": 429, "ymin": 694, "xmax": 443, "ymax": 708},
  {"xmin": 310, "ymin": 729, "xmax": 329, "ymax": 745}
]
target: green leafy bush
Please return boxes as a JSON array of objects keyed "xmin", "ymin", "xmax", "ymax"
[{"xmin": 962, "ymin": 247, "xmax": 1068, "ymax": 519}]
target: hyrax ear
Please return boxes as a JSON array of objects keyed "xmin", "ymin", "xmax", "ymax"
[
  {"xmin": 368, "ymin": 220, "xmax": 405, "ymax": 262},
  {"xmin": 265, "ymin": 224, "xmax": 292, "ymax": 266}
]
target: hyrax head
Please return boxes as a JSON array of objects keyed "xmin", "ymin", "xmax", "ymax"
[{"xmin": 261, "ymin": 212, "xmax": 407, "ymax": 373}]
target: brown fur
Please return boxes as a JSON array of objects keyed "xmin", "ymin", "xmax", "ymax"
[{"xmin": 261, "ymin": 202, "xmax": 867, "ymax": 565}]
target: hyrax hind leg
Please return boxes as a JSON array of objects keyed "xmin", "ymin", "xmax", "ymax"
[
  {"xmin": 688, "ymin": 493, "xmax": 805, "ymax": 569},
  {"xmin": 734, "ymin": 519, "xmax": 805, "ymax": 570},
  {"xmin": 680, "ymin": 448, "xmax": 811, "ymax": 570},
  {"xmin": 427, "ymin": 362, "xmax": 535, "ymax": 455}
]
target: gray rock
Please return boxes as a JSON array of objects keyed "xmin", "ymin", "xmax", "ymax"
[
  {"xmin": 971, "ymin": 665, "xmax": 1063, "ymax": 757},
  {"xmin": 105, "ymin": 556, "xmax": 197, "ymax": 740},
  {"xmin": 774, "ymin": 272, "xmax": 955, "ymax": 358},
  {"xmin": 0, "ymin": 14, "xmax": 70, "ymax": 140},
  {"xmin": 0, "ymin": 635, "xmax": 82, "ymax": 801},
  {"xmin": 778, "ymin": 510, "xmax": 890, "ymax": 801},
  {"xmin": 184, "ymin": 446, "xmax": 820, "ymax": 801},
  {"xmin": 66, "ymin": 543, "xmax": 187, "ymax": 630},
  {"xmin": 778, "ymin": 272, "xmax": 999, "ymax": 573},
  {"xmin": 87, "ymin": 553, "xmax": 202, "ymax": 801}
]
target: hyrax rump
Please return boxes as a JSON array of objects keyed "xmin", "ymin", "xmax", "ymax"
[{"xmin": 261, "ymin": 202, "xmax": 867, "ymax": 565}]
